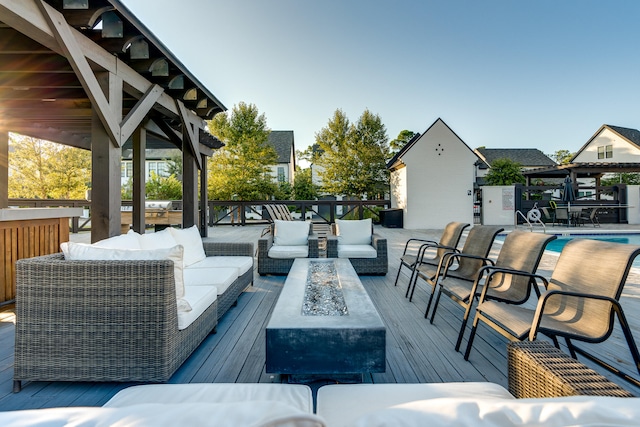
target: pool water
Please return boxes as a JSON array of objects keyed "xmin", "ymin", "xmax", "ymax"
[{"xmin": 545, "ymin": 235, "xmax": 640, "ymax": 253}]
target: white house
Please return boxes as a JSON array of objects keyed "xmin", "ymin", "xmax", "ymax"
[
  {"xmin": 268, "ymin": 131, "xmax": 296, "ymax": 185},
  {"xmin": 387, "ymin": 118, "xmax": 479, "ymax": 229},
  {"xmin": 572, "ymin": 124, "xmax": 640, "ymax": 164}
]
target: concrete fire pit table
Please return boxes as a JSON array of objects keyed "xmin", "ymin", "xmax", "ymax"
[{"xmin": 266, "ymin": 258, "xmax": 386, "ymax": 380}]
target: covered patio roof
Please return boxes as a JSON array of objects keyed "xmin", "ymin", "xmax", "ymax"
[
  {"xmin": 524, "ymin": 162, "xmax": 640, "ymax": 179},
  {"xmin": 0, "ymin": 0, "xmax": 226, "ymax": 240}
]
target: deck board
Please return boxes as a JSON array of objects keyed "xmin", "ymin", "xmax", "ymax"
[{"xmin": 1, "ymin": 224, "xmax": 640, "ymax": 410}]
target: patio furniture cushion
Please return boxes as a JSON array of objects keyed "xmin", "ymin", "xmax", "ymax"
[
  {"xmin": 189, "ymin": 256, "xmax": 253, "ymax": 275},
  {"xmin": 273, "ymin": 219, "xmax": 310, "ymax": 246},
  {"xmin": 93, "ymin": 232, "xmax": 142, "ymax": 249},
  {"xmin": 351, "ymin": 396, "xmax": 640, "ymax": 427},
  {"xmin": 335, "ymin": 218, "xmax": 372, "ymax": 245},
  {"xmin": 60, "ymin": 242, "xmax": 188, "ymax": 310},
  {"xmin": 104, "ymin": 383, "xmax": 314, "ymax": 413},
  {"xmin": 178, "ymin": 285, "xmax": 218, "ymax": 330},
  {"xmin": 269, "ymin": 245, "xmax": 309, "ymax": 259},
  {"xmin": 337, "ymin": 244, "xmax": 377, "ymax": 258},
  {"xmin": 316, "ymin": 382, "xmax": 514, "ymax": 427},
  {"xmin": 184, "ymin": 267, "xmax": 239, "ymax": 295},
  {"xmin": 0, "ymin": 402, "xmax": 322, "ymax": 427},
  {"xmin": 137, "ymin": 228, "xmax": 178, "ymax": 250},
  {"xmin": 169, "ymin": 225, "xmax": 207, "ymax": 267}
]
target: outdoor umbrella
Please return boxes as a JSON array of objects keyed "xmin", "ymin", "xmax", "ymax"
[{"xmin": 562, "ymin": 175, "xmax": 576, "ymax": 225}]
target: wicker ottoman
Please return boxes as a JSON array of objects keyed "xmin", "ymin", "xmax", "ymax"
[{"xmin": 507, "ymin": 341, "xmax": 634, "ymax": 398}]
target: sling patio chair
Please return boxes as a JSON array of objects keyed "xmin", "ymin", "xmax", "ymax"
[
  {"xmin": 428, "ymin": 230, "xmax": 557, "ymax": 352},
  {"xmin": 463, "ymin": 238, "xmax": 640, "ymax": 387},
  {"xmin": 407, "ymin": 225, "xmax": 504, "ymax": 314},
  {"xmin": 393, "ymin": 221, "xmax": 470, "ymax": 293}
]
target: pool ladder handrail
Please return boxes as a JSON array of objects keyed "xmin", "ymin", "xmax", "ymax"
[{"xmin": 515, "ymin": 209, "xmax": 546, "ymax": 233}]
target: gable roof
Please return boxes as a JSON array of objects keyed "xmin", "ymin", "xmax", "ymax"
[
  {"xmin": 386, "ymin": 118, "xmax": 479, "ymax": 170},
  {"xmin": 475, "ymin": 148, "xmax": 556, "ymax": 169},
  {"xmin": 268, "ymin": 131, "xmax": 295, "ymax": 164},
  {"xmin": 571, "ymin": 124, "xmax": 640, "ymax": 162}
]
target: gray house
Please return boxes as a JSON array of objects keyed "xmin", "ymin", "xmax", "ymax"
[
  {"xmin": 268, "ymin": 131, "xmax": 296, "ymax": 185},
  {"xmin": 474, "ymin": 148, "xmax": 556, "ymax": 186}
]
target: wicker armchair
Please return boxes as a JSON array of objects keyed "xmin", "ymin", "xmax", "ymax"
[
  {"xmin": 257, "ymin": 223, "xmax": 319, "ymax": 275},
  {"xmin": 327, "ymin": 222, "xmax": 388, "ymax": 276}
]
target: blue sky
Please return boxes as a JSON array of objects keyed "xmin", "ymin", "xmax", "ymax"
[{"xmin": 122, "ymin": 0, "xmax": 640, "ymax": 158}]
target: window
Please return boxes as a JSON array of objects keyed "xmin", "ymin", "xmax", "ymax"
[
  {"xmin": 277, "ymin": 166, "xmax": 285, "ymax": 182},
  {"xmin": 121, "ymin": 161, "xmax": 133, "ymax": 178},
  {"xmin": 597, "ymin": 145, "xmax": 613, "ymax": 159},
  {"xmin": 148, "ymin": 161, "xmax": 169, "ymax": 178}
]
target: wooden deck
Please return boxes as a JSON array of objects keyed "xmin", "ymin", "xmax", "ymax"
[{"xmin": 1, "ymin": 224, "xmax": 640, "ymax": 410}]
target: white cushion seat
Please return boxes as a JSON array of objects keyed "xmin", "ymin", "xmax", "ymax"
[
  {"xmin": 273, "ymin": 220, "xmax": 310, "ymax": 246},
  {"xmin": 177, "ymin": 285, "xmax": 217, "ymax": 330},
  {"xmin": 335, "ymin": 218, "xmax": 372, "ymax": 245},
  {"xmin": 268, "ymin": 245, "xmax": 309, "ymax": 259},
  {"xmin": 189, "ymin": 256, "xmax": 253, "ymax": 275},
  {"xmin": 184, "ymin": 267, "xmax": 239, "ymax": 296},
  {"xmin": 337, "ymin": 244, "xmax": 377, "ymax": 258}
]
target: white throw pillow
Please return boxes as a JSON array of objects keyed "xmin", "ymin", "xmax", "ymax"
[
  {"xmin": 169, "ymin": 225, "xmax": 207, "ymax": 267},
  {"xmin": 273, "ymin": 220, "xmax": 310, "ymax": 246},
  {"xmin": 60, "ymin": 242, "xmax": 189, "ymax": 311},
  {"xmin": 336, "ymin": 219, "xmax": 372, "ymax": 245},
  {"xmin": 93, "ymin": 232, "xmax": 141, "ymax": 250},
  {"xmin": 138, "ymin": 228, "xmax": 178, "ymax": 250}
]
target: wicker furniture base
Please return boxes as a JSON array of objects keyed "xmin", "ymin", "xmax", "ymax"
[{"xmin": 507, "ymin": 341, "xmax": 633, "ymax": 398}]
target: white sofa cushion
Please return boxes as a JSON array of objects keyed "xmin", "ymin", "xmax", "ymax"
[
  {"xmin": 137, "ymin": 228, "xmax": 178, "ymax": 250},
  {"xmin": 93, "ymin": 232, "xmax": 142, "ymax": 250},
  {"xmin": 0, "ymin": 402, "xmax": 324, "ymax": 427},
  {"xmin": 188, "ymin": 256, "xmax": 253, "ymax": 275},
  {"xmin": 353, "ymin": 396, "xmax": 640, "ymax": 427},
  {"xmin": 273, "ymin": 220, "xmax": 310, "ymax": 246},
  {"xmin": 269, "ymin": 245, "xmax": 309, "ymax": 259},
  {"xmin": 169, "ymin": 225, "xmax": 207, "ymax": 267},
  {"xmin": 317, "ymin": 382, "xmax": 514, "ymax": 427},
  {"xmin": 335, "ymin": 219, "xmax": 372, "ymax": 245},
  {"xmin": 60, "ymin": 242, "xmax": 189, "ymax": 311},
  {"xmin": 337, "ymin": 244, "xmax": 377, "ymax": 258},
  {"xmin": 104, "ymin": 383, "xmax": 314, "ymax": 414},
  {"xmin": 178, "ymin": 285, "xmax": 218, "ymax": 330},
  {"xmin": 185, "ymin": 267, "xmax": 238, "ymax": 295}
]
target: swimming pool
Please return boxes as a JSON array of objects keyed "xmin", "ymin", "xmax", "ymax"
[{"xmin": 498, "ymin": 233, "xmax": 640, "ymax": 253}]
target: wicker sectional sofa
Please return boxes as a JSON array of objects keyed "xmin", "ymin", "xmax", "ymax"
[{"xmin": 13, "ymin": 228, "xmax": 253, "ymax": 392}]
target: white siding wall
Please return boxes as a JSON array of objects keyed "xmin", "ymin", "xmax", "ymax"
[
  {"xmin": 390, "ymin": 166, "xmax": 407, "ymax": 210},
  {"xmin": 573, "ymin": 128, "xmax": 640, "ymax": 163},
  {"xmin": 392, "ymin": 119, "xmax": 476, "ymax": 229},
  {"xmin": 481, "ymin": 185, "xmax": 515, "ymax": 225}
]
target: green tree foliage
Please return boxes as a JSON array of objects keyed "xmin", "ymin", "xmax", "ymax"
[
  {"xmin": 292, "ymin": 167, "xmax": 318, "ymax": 200},
  {"xmin": 8, "ymin": 134, "xmax": 91, "ymax": 199},
  {"xmin": 389, "ymin": 129, "xmax": 417, "ymax": 157},
  {"xmin": 207, "ymin": 102, "xmax": 278, "ymax": 200},
  {"xmin": 551, "ymin": 149, "xmax": 574, "ymax": 165},
  {"xmin": 146, "ymin": 172, "xmax": 183, "ymax": 199},
  {"xmin": 485, "ymin": 158, "xmax": 526, "ymax": 185},
  {"xmin": 601, "ymin": 173, "xmax": 640, "ymax": 186},
  {"xmin": 314, "ymin": 109, "xmax": 390, "ymax": 198}
]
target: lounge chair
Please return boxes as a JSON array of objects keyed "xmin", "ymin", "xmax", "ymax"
[
  {"xmin": 407, "ymin": 225, "xmax": 504, "ymax": 314},
  {"xmin": 326, "ymin": 218, "xmax": 388, "ymax": 275},
  {"xmin": 392, "ymin": 221, "xmax": 469, "ymax": 295},
  {"xmin": 258, "ymin": 220, "xmax": 319, "ymax": 275},
  {"xmin": 464, "ymin": 239, "xmax": 640, "ymax": 386},
  {"xmin": 428, "ymin": 230, "xmax": 557, "ymax": 352}
]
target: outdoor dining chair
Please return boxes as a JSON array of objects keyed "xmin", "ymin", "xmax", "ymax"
[
  {"xmin": 393, "ymin": 221, "xmax": 469, "ymax": 294},
  {"xmin": 407, "ymin": 225, "xmax": 504, "ymax": 315},
  {"xmin": 463, "ymin": 238, "xmax": 640, "ymax": 386},
  {"xmin": 428, "ymin": 231, "xmax": 557, "ymax": 352}
]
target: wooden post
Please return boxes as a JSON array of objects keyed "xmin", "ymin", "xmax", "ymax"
[
  {"xmin": 182, "ymin": 140, "xmax": 198, "ymax": 229},
  {"xmin": 0, "ymin": 129, "xmax": 8, "ymax": 209},
  {"xmin": 132, "ymin": 126, "xmax": 146, "ymax": 234},
  {"xmin": 199, "ymin": 153, "xmax": 208, "ymax": 237}
]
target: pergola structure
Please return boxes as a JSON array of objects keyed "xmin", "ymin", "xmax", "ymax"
[
  {"xmin": 524, "ymin": 162, "xmax": 640, "ymax": 194},
  {"xmin": 0, "ymin": 0, "xmax": 225, "ymax": 242}
]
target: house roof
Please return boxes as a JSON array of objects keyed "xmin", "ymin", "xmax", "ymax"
[
  {"xmin": 570, "ymin": 124, "xmax": 640, "ymax": 162},
  {"xmin": 386, "ymin": 118, "xmax": 479, "ymax": 170},
  {"xmin": 268, "ymin": 131, "xmax": 295, "ymax": 165},
  {"xmin": 475, "ymin": 148, "xmax": 556, "ymax": 169}
]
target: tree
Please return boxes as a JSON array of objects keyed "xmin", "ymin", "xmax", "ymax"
[
  {"xmin": 292, "ymin": 167, "xmax": 318, "ymax": 200},
  {"xmin": 8, "ymin": 134, "xmax": 91, "ymax": 199},
  {"xmin": 551, "ymin": 149, "xmax": 574, "ymax": 165},
  {"xmin": 389, "ymin": 129, "xmax": 417, "ymax": 157},
  {"xmin": 485, "ymin": 158, "xmax": 525, "ymax": 185},
  {"xmin": 206, "ymin": 102, "xmax": 278, "ymax": 200},
  {"xmin": 314, "ymin": 109, "xmax": 390, "ymax": 198},
  {"xmin": 601, "ymin": 173, "xmax": 640, "ymax": 186}
]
